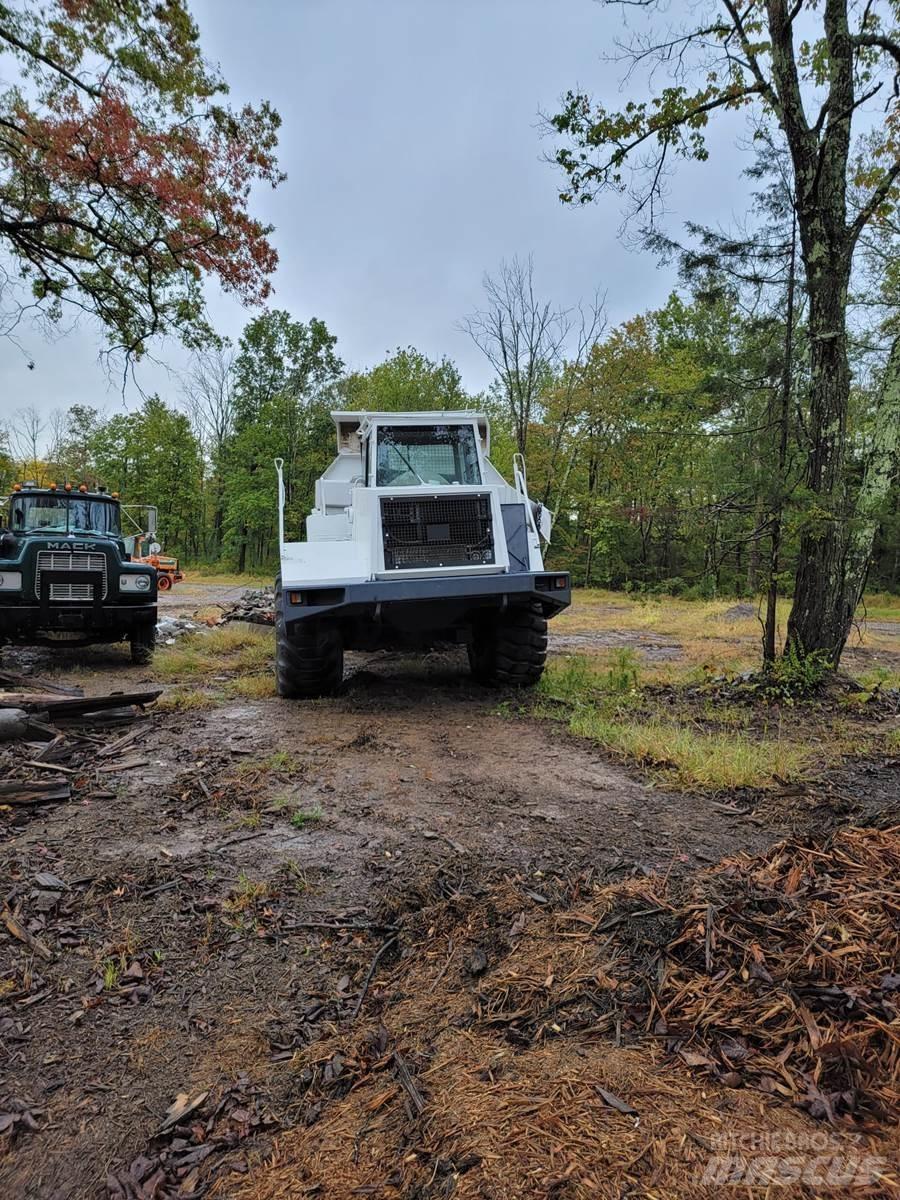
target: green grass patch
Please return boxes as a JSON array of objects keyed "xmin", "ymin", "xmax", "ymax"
[
  {"xmin": 228, "ymin": 673, "xmax": 277, "ymax": 699},
  {"xmin": 155, "ymin": 687, "xmax": 219, "ymax": 713},
  {"xmin": 858, "ymin": 666, "xmax": 900, "ymax": 691},
  {"xmin": 538, "ymin": 652, "xmax": 810, "ymax": 790},
  {"xmin": 154, "ymin": 625, "xmax": 273, "ymax": 679},
  {"xmin": 235, "ymin": 750, "xmax": 299, "ymax": 777},
  {"xmin": 857, "ymin": 592, "xmax": 900, "ymax": 622},
  {"xmin": 184, "ymin": 570, "xmax": 271, "ymax": 587},
  {"xmin": 101, "ymin": 958, "xmax": 121, "ymax": 990},
  {"xmin": 566, "ymin": 708, "xmax": 809, "ymax": 790},
  {"xmin": 290, "ymin": 805, "xmax": 323, "ymax": 829}
]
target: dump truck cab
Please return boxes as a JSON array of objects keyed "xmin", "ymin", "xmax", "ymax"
[
  {"xmin": 0, "ymin": 482, "xmax": 157, "ymax": 663},
  {"xmin": 274, "ymin": 411, "xmax": 570, "ymax": 696}
]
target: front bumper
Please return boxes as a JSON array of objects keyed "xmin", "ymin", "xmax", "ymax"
[
  {"xmin": 281, "ymin": 570, "xmax": 571, "ymax": 634},
  {"xmin": 0, "ymin": 602, "xmax": 157, "ymax": 639}
]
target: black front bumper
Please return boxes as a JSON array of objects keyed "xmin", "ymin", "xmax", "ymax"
[
  {"xmin": 0, "ymin": 602, "xmax": 157, "ymax": 641},
  {"xmin": 282, "ymin": 571, "xmax": 570, "ymax": 635}
]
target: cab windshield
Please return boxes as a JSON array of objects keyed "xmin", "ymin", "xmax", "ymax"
[
  {"xmin": 10, "ymin": 495, "xmax": 121, "ymax": 536},
  {"xmin": 375, "ymin": 424, "xmax": 482, "ymax": 487}
]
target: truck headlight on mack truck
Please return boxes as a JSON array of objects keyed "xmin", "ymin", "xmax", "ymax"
[
  {"xmin": 0, "ymin": 573, "xmax": 22, "ymax": 590},
  {"xmin": 119, "ymin": 573, "xmax": 153, "ymax": 591},
  {"xmin": 271, "ymin": 410, "xmax": 572, "ymax": 698}
]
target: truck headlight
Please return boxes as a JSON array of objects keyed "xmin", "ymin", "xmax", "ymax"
[
  {"xmin": 120, "ymin": 574, "xmax": 152, "ymax": 592},
  {"xmin": 0, "ymin": 572, "xmax": 22, "ymax": 590}
]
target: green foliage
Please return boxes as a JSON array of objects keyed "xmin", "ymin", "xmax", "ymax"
[
  {"xmin": 605, "ymin": 648, "xmax": 641, "ymax": 694},
  {"xmin": 223, "ymin": 309, "xmax": 343, "ymax": 569},
  {"xmin": 290, "ymin": 806, "xmax": 322, "ymax": 829},
  {"xmin": 17, "ymin": 284, "xmax": 899, "ymax": 621},
  {"xmin": 338, "ymin": 347, "xmax": 470, "ymax": 413},
  {"xmin": 0, "ymin": 0, "xmax": 282, "ymax": 356},
  {"xmin": 761, "ymin": 644, "xmax": 833, "ymax": 701},
  {"xmin": 89, "ymin": 396, "xmax": 205, "ymax": 557}
]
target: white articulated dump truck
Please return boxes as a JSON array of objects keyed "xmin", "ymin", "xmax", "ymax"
[{"xmin": 273, "ymin": 411, "xmax": 570, "ymax": 697}]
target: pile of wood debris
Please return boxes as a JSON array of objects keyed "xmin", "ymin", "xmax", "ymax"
[
  {"xmin": 233, "ymin": 828, "xmax": 900, "ymax": 1199},
  {"xmin": 219, "ymin": 588, "xmax": 276, "ymax": 627},
  {"xmin": 0, "ymin": 668, "xmax": 160, "ymax": 818}
]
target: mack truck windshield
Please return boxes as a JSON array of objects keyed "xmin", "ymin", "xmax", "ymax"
[
  {"xmin": 0, "ymin": 484, "xmax": 158, "ymax": 663},
  {"xmin": 273, "ymin": 410, "xmax": 571, "ymax": 698}
]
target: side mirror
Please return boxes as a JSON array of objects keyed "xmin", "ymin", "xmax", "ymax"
[{"xmin": 145, "ymin": 507, "xmax": 158, "ymax": 536}]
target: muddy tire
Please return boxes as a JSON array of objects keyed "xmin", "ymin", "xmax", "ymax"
[
  {"xmin": 468, "ymin": 600, "xmax": 548, "ymax": 687},
  {"xmin": 275, "ymin": 576, "xmax": 343, "ymax": 698},
  {"xmin": 130, "ymin": 621, "xmax": 156, "ymax": 665},
  {"xmin": 156, "ymin": 573, "xmax": 172, "ymax": 591}
]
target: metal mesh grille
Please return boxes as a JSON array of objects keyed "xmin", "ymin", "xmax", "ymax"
[
  {"xmin": 381, "ymin": 495, "xmax": 494, "ymax": 570},
  {"xmin": 35, "ymin": 551, "xmax": 107, "ymax": 601}
]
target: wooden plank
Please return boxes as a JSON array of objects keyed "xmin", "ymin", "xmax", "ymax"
[
  {"xmin": 23, "ymin": 761, "xmax": 80, "ymax": 775},
  {"xmin": 96, "ymin": 724, "xmax": 147, "ymax": 758},
  {"xmin": 97, "ymin": 756, "xmax": 149, "ymax": 774},
  {"xmin": 0, "ymin": 779, "xmax": 71, "ymax": 804},
  {"xmin": 0, "ymin": 670, "xmax": 83, "ymax": 696},
  {"xmin": 0, "ymin": 689, "xmax": 161, "ymax": 715}
]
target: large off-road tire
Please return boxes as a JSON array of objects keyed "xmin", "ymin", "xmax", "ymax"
[
  {"xmin": 156, "ymin": 573, "xmax": 172, "ymax": 591},
  {"xmin": 468, "ymin": 600, "xmax": 548, "ymax": 687},
  {"xmin": 275, "ymin": 576, "xmax": 343, "ymax": 698},
  {"xmin": 130, "ymin": 620, "xmax": 156, "ymax": 665}
]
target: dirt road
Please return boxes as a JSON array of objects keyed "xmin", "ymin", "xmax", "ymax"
[{"xmin": 1, "ymin": 603, "xmax": 898, "ymax": 1197}]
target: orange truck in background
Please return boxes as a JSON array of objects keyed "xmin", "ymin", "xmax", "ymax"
[{"xmin": 129, "ymin": 532, "xmax": 184, "ymax": 590}]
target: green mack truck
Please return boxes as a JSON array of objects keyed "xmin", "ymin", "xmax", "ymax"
[{"xmin": 0, "ymin": 481, "xmax": 157, "ymax": 663}]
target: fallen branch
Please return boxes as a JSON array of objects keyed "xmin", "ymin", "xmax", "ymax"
[
  {"xmin": 393, "ymin": 1050, "xmax": 426, "ymax": 1116},
  {"xmin": 351, "ymin": 935, "xmax": 399, "ymax": 1019}
]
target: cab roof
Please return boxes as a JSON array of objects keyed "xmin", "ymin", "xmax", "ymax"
[
  {"xmin": 10, "ymin": 483, "xmax": 117, "ymax": 499},
  {"xmin": 330, "ymin": 411, "xmax": 490, "ymax": 455}
]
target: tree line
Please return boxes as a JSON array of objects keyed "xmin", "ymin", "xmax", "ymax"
[{"xmin": 2, "ymin": 260, "xmax": 897, "ymax": 615}]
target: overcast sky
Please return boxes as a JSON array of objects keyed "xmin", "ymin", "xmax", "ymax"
[{"xmin": 1, "ymin": 0, "xmax": 753, "ymax": 430}]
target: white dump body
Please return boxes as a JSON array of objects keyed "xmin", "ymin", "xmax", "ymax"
[{"xmin": 276, "ymin": 412, "xmax": 550, "ymax": 590}]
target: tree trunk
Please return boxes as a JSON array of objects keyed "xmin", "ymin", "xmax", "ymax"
[
  {"xmin": 785, "ymin": 266, "xmax": 852, "ymax": 664},
  {"xmin": 837, "ymin": 336, "xmax": 900, "ymax": 621},
  {"xmin": 764, "ymin": 213, "xmax": 796, "ymax": 666}
]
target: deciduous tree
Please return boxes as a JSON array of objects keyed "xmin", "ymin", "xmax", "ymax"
[
  {"xmin": 550, "ymin": 0, "xmax": 900, "ymax": 666},
  {"xmin": 0, "ymin": 0, "xmax": 282, "ymax": 360}
]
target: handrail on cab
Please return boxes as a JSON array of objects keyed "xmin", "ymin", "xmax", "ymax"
[{"xmin": 274, "ymin": 458, "xmax": 285, "ymax": 550}]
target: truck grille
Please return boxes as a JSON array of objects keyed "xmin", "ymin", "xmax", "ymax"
[
  {"xmin": 381, "ymin": 494, "xmax": 494, "ymax": 570},
  {"xmin": 35, "ymin": 551, "xmax": 108, "ymax": 601}
]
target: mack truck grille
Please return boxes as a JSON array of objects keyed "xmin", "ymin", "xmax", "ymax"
[
  {"xmin": 381, "ymin": 494, "xmax": 494, "ymax": 570},
  {"xmin": 35, "ymin": 551, "xmax": 108, "ymax": 601}
]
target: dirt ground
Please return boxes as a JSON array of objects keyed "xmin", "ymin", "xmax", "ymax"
[{"xmin": 2, "ymin": 586, "xmax": 899, "ymax": 1198}]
